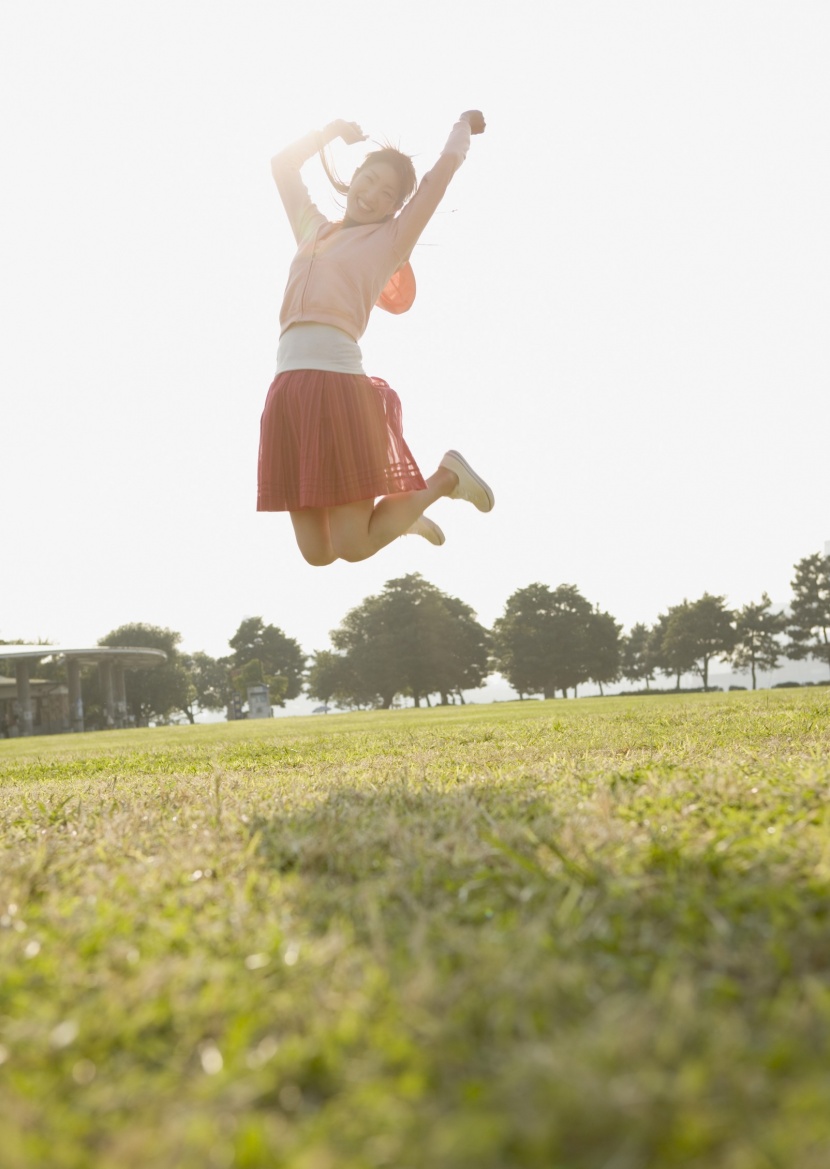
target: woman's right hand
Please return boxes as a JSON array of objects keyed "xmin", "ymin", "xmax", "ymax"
[
  {"xmin": 460, "ymin": 110, "xmax": 486, "ymax": 134},
  {"xmin": 325, "ymin": 119, "xmax": 367, "ymax": 145}
]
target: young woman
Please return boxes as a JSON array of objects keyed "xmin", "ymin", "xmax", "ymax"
[{"xmin": 258, "ymin": 110, "xmax": 494, "ymax": 566}]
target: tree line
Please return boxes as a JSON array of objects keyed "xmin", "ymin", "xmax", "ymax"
[{"xmin": 2, "ymin": 551, "xmax": 828, "ymax": 724}]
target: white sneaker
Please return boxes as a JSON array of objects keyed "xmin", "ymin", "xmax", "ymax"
[
  {"xmin": 440, "ymin": 450, "xmax": 495, "ymax": 512},
  {"xmin": 406, "ymin": 515, "xmax": 446, "ymax": 546}
]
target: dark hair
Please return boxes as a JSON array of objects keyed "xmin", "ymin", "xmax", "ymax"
[{"xmin": 319, "ymin": 144, "xmax": 417, "ymax": 211}]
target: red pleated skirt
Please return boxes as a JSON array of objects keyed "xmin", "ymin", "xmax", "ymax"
[{"xmin": 257, "ymin": 370, "xmax": 426, "ymax": 511}]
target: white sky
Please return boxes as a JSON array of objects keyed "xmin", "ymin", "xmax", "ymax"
[{"xmin": 2, "ymin": 2, "xmax": 828, "ymax": 696}]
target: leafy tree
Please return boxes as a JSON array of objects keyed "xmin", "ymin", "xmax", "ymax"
[
  {"xmin": 305, "ymin": 650, "xmax": 341, "ymax": 709},
  {"xmin": 650, "ymin": 606, "xmax": 698, "ymax": 690},
  {"xmin": 583, "ymin": 607, "xmax": 622, "ymax": 696},
  {"xmin": 228, "ymin": 617, "xmax": 306, "ymax": 705},
  {"xmin": 177, "ymin": 654, "xmax": 230, "ymax": 724},
  {"xmin": 180, "ymin": 651, "xmax": 232, "ymax": 723},
  {"xmin": 490, "ymin": 583, "xmax": 551, "ymax": 699},
  {"xmin": 787, "ymin": 552, "xmax": 830, "ymax": 678},
  {"xmin": 330, "ymin": 574, "xmax": 490, "ymax": 708},
  {"xmin": 620, "ymin": 623, "xmax": 655, "ymax": 690},
  {"xmin": 730, "ymin": 594, "xmax": 787, "ymax": 689},
  {"xmin": 306, "ymin": 650, "xmax": 374, "ymax": 710},
  {"xmin": 492, "ymin": 583, "xmax": 597, "ymax": 699},
  {"xmin": 97, "ymin": 623, "xmax": 191, "ymax": 725},
  {"xmin": 662, "ymin": 594, "xmax": 735, "ymax": 690},
  {"xmin": 432, "ymin": 594, "xmax": 492, "ymax": 704},
  {"xmin": 331, "ymin": 593, "xmax": 398, "ymax": 708}
]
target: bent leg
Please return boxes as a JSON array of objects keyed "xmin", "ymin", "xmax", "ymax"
[
  {"xmin": 290, "ymin": 508, "xmax": 337, "ymax": 566},
  {"xmin": 329, "ymin": 466, "xmax": 457, "ymax": 563},
  {"xmin": 327, "ymin": 499, "xmax": 376, "ymax": 563}
]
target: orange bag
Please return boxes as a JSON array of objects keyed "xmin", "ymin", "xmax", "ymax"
[{"xmin": 376, "ymin": 260, "xmax": 416, "ymax": 314}]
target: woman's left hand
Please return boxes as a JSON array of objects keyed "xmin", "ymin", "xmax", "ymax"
[{"xmin": 460, "ymin": 110, "xmax": 486, "ymax": 134}]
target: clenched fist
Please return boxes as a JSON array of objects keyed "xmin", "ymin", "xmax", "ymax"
[{"xmin": 460, "ymin": 110, "xmax": 486, "ymax": 134}]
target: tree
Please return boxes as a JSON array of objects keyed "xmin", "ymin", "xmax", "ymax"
[
  {"xmin": 649, "ymin": 605, "xmax": 697, "ymax": 689},
  {"xmin": 180, "ymin": 652, "xmax": 232, "ymax": 723},
  {"xmin": 787, "ymin": 552, "xmax": 830, "ymax": 678},
  {"xmin": 331, "ymin": 593, "xmax": 398, "ymax": 708},
  {"xmin": 730, "ymin": 594, "xmax": 787, "ymax": 689},
  {"xmin": 583, "ymin": 607, "xmax": 622, "ymax": 696},
  {"xmin": 431, "ymin": 594, "xmax": 492, "ymax": 704},
  {"xmin": 97, "ymin": 624, "xmax": 191, "ymax": 725},
  {"xmin": 228, "ymin": 617, "xmax": 306, "ymax": 705},
  {"xmin": 329, "ymin": 574, "xmax": 490, "ymax": 708},
  {"xmin": 306, "ymin": 650, "xmax": 373, "ymax": 710},
  {"xmin": 492, "ymin": 583, "xmax": 597, "ymax": 699},
  {"xmin": 662, "ymin": 594, "xmax": 735, "ymax": 690},
  {"xmin": 620, "ymin": 623, "xmax": 656, "ymax": 690}
]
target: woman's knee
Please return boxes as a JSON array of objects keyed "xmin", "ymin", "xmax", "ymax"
[
  {"xmin": 331, "ymin": 538, "xmax": 372, "ymax": 563},
  {"xmin": 300, "ymin": 547, "xmax": 337, "ymax": 567},
  {"xmin": 290, "ymin": 509, "xmax": 336, "ymax": 566},
  {"xmin": 328, "ymin": 502, "xmax": 376, "ymax": 562}
]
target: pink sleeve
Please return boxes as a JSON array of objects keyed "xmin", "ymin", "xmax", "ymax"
[
  {"xmin": 270, "ymin": 131, "xmax": 329, "ymax": 244},
  {"xmin": 390, "ymin": 121, "xmax": 472, "ymax": 259}
]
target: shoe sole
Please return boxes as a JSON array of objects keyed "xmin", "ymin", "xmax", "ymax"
[
  {"xmin": 422, "ymin": 519, "xmax": 446, "ymax": 546},
  {"xmin": 442, "ymin": 450, "xmax": 495, "ymax": 512},
  {"xmin": 408, "ymin": 517, "xmax": 446, "ymax": 546}
]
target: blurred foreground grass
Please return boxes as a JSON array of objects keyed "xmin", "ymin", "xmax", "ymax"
[{"xmin": 1, "ymin": 690, "xmax": 829, "ymax": 1168}]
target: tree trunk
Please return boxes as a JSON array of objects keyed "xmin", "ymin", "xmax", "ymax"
[{"xmin": 751, "ymin": 660, "xmax": 757, "ymax": 690}]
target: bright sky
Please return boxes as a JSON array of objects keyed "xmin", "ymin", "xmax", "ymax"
[{"xmin": 2, "ymin": 1, "xmax": 828, "ymax": 704}]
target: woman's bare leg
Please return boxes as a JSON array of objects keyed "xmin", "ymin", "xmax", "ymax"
[
  {"xmin": 290, "ymin": 508, "xmax": 337, "ymax": 566},
  {"xmin": 329, "ymin": 466, "xmax": 457, "ymax": 563}
]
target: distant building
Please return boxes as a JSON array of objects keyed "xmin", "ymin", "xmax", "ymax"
[
  {"xmin": 0, "ymin": 645, "xmax": 166, "ymax": 737},
  {"xmin": 246, "ymin": 684, "xmax": 273, "ymax": 720},
  {"xmin": 1, "ymin": 675, "xmax": 68, "ymax": 737}
]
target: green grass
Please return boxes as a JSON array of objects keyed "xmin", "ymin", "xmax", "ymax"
[{"xmin": 1, "ymin": 690, "xmax": 829, "ymax": 1169}]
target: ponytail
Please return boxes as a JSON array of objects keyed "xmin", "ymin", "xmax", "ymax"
[{"xmin": 317, "ymin": 143, "xmax": 351, "ymax": 197}]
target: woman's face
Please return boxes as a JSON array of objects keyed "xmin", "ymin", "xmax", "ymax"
[{"xmin": 345, "ymin": 161, "xmax": 402, "ymax": 224}]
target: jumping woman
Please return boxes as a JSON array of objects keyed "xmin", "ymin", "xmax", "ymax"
[{"xmin": 257, "ymin": 110, "xmax": 494, "ymax": 566}]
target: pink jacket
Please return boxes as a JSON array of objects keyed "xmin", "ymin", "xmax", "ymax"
[{"xmin": 272, "ymin": 122, "xmax": 472, "ymax": 342}]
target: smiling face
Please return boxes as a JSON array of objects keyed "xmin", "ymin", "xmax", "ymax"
[{"xmin": 345, "ymin": 161, "xmax": 403, "ymax": 225}]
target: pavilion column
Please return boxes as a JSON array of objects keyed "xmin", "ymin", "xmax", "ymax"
[
  {"xmin": 113, "ymin": 663, "xmax": 128, "ymax": 728},
  {"xmin": 99, "ymin": 660, "xmax": 115, "ymax": 728},
  {"xmin": 15, "ymin": 660, "xmax": 34, "ymax": 737},
  {"xmin": 67, "ymin": 658, "xmax": 84, "ymax": 733}
]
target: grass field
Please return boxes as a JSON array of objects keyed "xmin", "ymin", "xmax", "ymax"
[{"xmin": 1, "ymin": 690, "xmax": 829, "ymax": 1169}]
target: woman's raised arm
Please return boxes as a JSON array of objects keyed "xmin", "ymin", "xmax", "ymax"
[
  {"xmin": 392, "ymin": 110, "xmax": 485, "ymax": 257},
  {"xmin": 270, "ymin": 120, "xmax": 367, "ymax": 243}
]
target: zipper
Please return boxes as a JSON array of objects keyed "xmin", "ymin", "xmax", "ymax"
[{"xmin": 299, "ymin": 225, "xmax": 323, "ymax": 315}]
